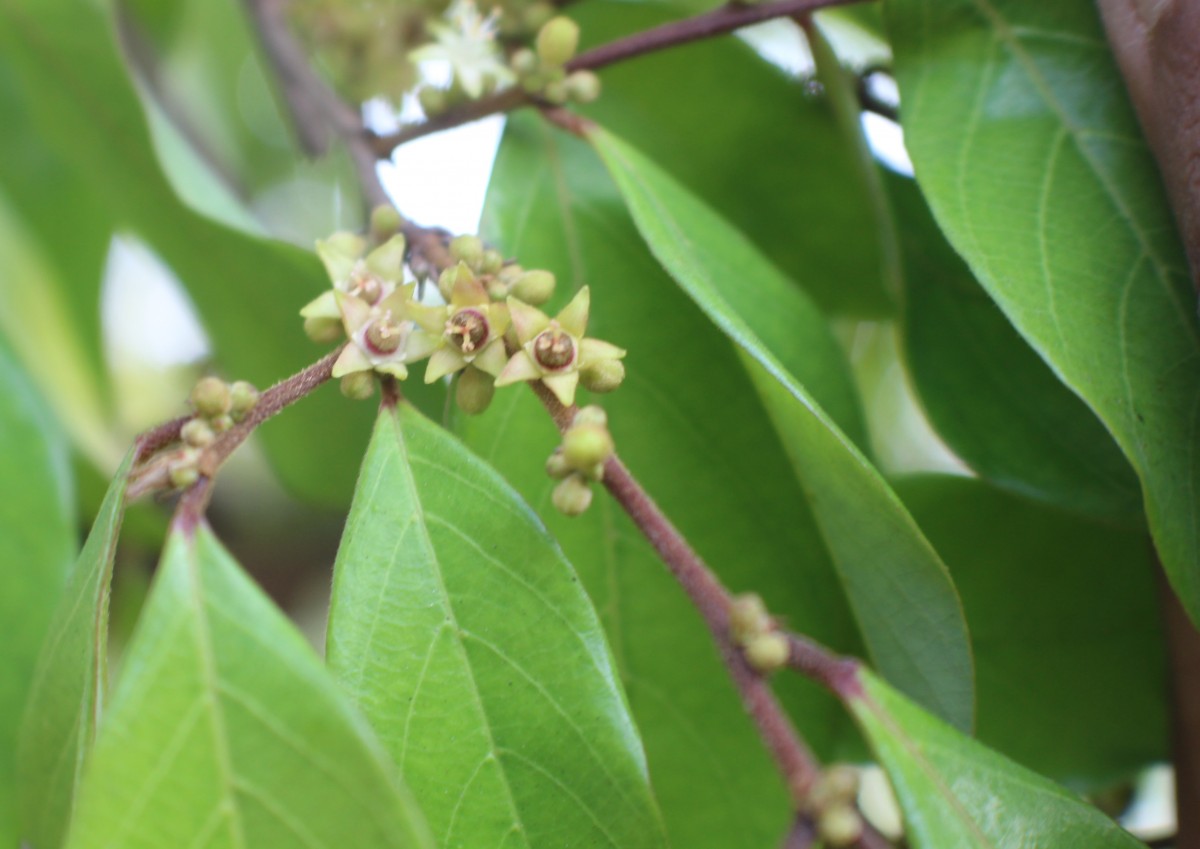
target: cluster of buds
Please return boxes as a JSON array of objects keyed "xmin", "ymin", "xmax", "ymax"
[
  {"xmin": 412, "ymin": 0, "xmax": 515, "ymax": 116},
  {"xmin": 510, "ymin": 16, "xmax": 601, "ymax": 105},
  {"xmin": 167, "ymin": 376, "xmax": 259, "ymax": 489},
  {"xmin": 545, "ymin": 406, "xmax": 613, "ymax": 516},
  {"xmin": 300, "ymin": 228, "xmax": 626, "ymax": 415},
  {"xmin": 728, "ymin": 593, "xmax": 790, "ymax": 674},
  {"xmin": 807, "ymin": 766, "xmax": 865, "ymax": 847}
]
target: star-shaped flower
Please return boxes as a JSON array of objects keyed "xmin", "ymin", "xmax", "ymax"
[
  {"xmin": 409, "ymin": 0, "xmax": 514, "ymax": 99},
  {"xmin": 495, "ymin": 287, "xmax": 625, "ymax": 406},
  {"xmin": 411, "ymin": 262, "xmax": 511, "ymax": 383},
  {"xmin": 331, "ymin": 285, "xmax": 441, "ymax": 380},
  {"xmin": 300, "ymin": 233, "xmax": 408, "ymax": 323}
]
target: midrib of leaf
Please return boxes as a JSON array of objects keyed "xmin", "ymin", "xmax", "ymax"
[
  {"xmin": 856, "ymin": 692, "xmax": 995, "ymax": 847},
  {"xmin": 387, "ymin": 416, "xmax": 532, "ymax": 849}
]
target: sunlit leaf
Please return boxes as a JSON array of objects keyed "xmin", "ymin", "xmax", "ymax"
[
  {"xmin": 63, "ymin": 525, "xmax": 433, "ymax": 849},
  {"xmin": 589, "ymin": 125, "xmax": 974, "ymax": 730},
  {"xmin": 849, "ymin": 669, "xmax": 1145, "ymax": 848},
  {"xmin": 327, "ymin": 401, "xmax": 667, "ymax": 848},
  {"xmin": 888, "ymin": 0, "xmax": 1200, "ymax": 620}
]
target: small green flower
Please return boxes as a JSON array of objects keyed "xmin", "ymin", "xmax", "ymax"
[
  {"xmin": 411, "ymin": 263, "xmax": 511, "ymax": 383},
  {"xmin": 331, "ymin": 286, "xmax": 440, "ymax": 380},
  {"xmin": 495, "ymin": 287, "xmax": 624, "ymax": 406},
  {"xmin": 300, "ymin": 233, "xmax": 408, "ymax": 324}
]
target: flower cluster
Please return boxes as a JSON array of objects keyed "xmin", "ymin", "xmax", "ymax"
[
  {"xmin": 300, "ymin": 229, "xmax": 626, "ymax": 414},
  {"xmin": 509, "ymin": 16, "xmax": 600, "ymax": 106},
  {"xmin": 544, "ymin": 406, "xmax": 614, "ymax": 516},
  {"xmin": 167, "ymin": 376, "xmax": 260, "ymax": 489}
]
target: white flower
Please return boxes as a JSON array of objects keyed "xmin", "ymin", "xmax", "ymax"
[{"xmin": 410, "ymin": 0, "xmax": 514, "ymax": 99}]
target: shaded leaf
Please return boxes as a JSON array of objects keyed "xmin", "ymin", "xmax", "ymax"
[
  {"xmin": 0, "ymin": 341, "xmax": 75, "ymax": 848},
  {"xmin": 896, "ymin": 475, "xmax": 1165, "ymax": 785},
  {"xmin": 471, "ymin": 113, "xmax": 862, "ymax": 848},
  {"xmin": 589, "ymin": 125, "xmax": 974, "ymax": 730},
  {"xmin": 574, "ymin": 1, "xmax": 892, "ymax": 316},
  {"xmin": 63, "ymin": 525, "xmax": 433, "ymax": 849},
  {"xmin": 327, "ymin": 401, "xmax": 666, "ymax": 848},
  {"xmin": 891, "ymin": 173, "xmax": 1142, "ymax": 521},
  {"xmin": 849, "ymin": 669, "xmax": 1145, "ymax": 848},
  {"xmin": 887, "ymin": 0, "xmax": 1200, "ymax": 620}
]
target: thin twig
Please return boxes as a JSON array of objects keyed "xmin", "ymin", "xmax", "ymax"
[{"xmin": 370, "ymin": 0, "xmax": 861, "ymax": 156}]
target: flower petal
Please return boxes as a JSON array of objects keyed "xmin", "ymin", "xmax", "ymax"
[
  {"xmin": 556, "ymin": 286, "xmax": 590, "ymax": 338},
  {"xmin": 331, "ymin": 343, "xmax": 372, "ymax": 378},
  {"xmin": 376, "ymin": 362, "xmax": 410, "ymax": 380},
  {"xmin": 406, "ymin": 329, "xmax": 442, "ymax": 362},
  {"xmin": 507, "ymin": 297, "xmax": 551, "ymax": 344},
  {"xmin": 488, "ymin": 303, "xmax": 511, "ymax": 337},
  {"xmin": 299, "ymin": 290, "xmax": 340, "ymax": 320},
  {"xmin": 473, "ymin": 340, "xmax": 509, "ymax": 377},
  {"xmin": 365, "ymin": 234, "xmax": 407, "ymax": 283},
  {"xmin": 407, "ymin": 301, "xmax": 448, "ymax": 334},
  {"xmin": 542, "ymin": 371, "xmax": 580, "ymax": 407},
  {"xmin": 495, "ymin": 350, "xmax": 543, "ymax": 387},
  {"xmin": 579, "ymin": 337, "xmax": 626, "ymax": 366},
  {"xmin": 335, "ymin": 291, "xmax": 373, "ymax": 333},
  {"xmin": 425, "ymin": 346, "xmax": 467, "ymax": 383},
  {"xmin": 316, "ymin": 233, "xmax": 365, "ymax": 284},
  {"xmin": 451, "ymin": 266, "xmax": 491, "ymax": 307}
]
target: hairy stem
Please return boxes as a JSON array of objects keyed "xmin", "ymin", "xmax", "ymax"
[{"xmin": 371, "ymin": 0, "xmax": 859, "ymax": 155}]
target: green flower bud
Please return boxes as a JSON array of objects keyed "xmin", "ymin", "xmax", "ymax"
[
  {"xmin": 340, "ymin": 372, "xmax": 376, "ymax": 400},
  {"xmin": 497, "ymin": 263, "xmax": 525, "ymax": 284},
  {"xmin": 210, "ymin": 414, "xmax": 234, "ymax": 433},
  {"xmin": 486, "ymin": 279, "xmax": 510, "ymax": 301},
  {"xmin": 572, "ymin": 405, "xmax": 607, "ymax": 428},
  {"xmin": 728, "ymin": 593, "xmax": 770, "ymax": 646},
  {"xmin": 418, "ymin": 85, "xmax": 448, "ymax": 116},
  {"xmin": 370, "ymin": 205, "xmax": 403, "ymax": 239},
  {"xmin": 455, "ymin": 365, "xmax": 495, "ymax": 415},
  {"xmin": 580, "ymin": 358, "xmax": 625, "ymax": 393},
  {"xmin": 818, "ymin": 765, "xmax": 860, "ymax": 806},
  {"xmin": 449, "ymin": 235, "xmax": 485, "ymax": 268},
  {"xmin": 229, "ymin": 381, "xmax": 259, "ymax": 421},
  {"xmin": 536, "ymin": 16, "xmax": 579, "ymax": 68},
  {"xmin": 743, "ymin": 631, "xmax": 789, "ymax": 674},
  {"xmin": 481, "ymin": 249, "xmax": 504, "ymax": 275},
  {"xmin": 510, "ymin": 47, "xmax": 538, "ymax": 76},
  {"xmin": 565, "ymin": 70, "xmax": 601, "ymax": 103},
  {"xmin": 191, "ymin": 376, "xmax": 232, "ymax": 418},
  {"xmin": 545, "ymin": 449, "xmax": 572, "ymax": 480},
  {"xmin": 304, "ymin": 315, "xmax": 344, "ymax": 344},
  {"xmin": 522, "ymin": 1, "xmax": 555, "ymax": 32},
  {"xmin": 511, "ymin": 269, "xmax": 556, "ymax": 305},
  {"xmin": 438, "ymin": 267, "xmax": 459, "ymax": 301},
  {"xmin": 542, "ymin": 79, "xmax": 569, "ymax": 105},
  {"xmin": 817, "ymin": 805, "xmax": 863, "ymax": 847},
  {"xmin": 181, "ymin": 418, "xmax": 215, "ymax": 448},
  {"xmin": 168, "ymin": 447, "xmax": 201, "ymax": 489},
  {"xmin": 552, "ymin": 473, "xmax": 592, "ymax": 516},
  {"xmin": 563, "ymin": 422, "xmax": 613, "ymax": 471}
]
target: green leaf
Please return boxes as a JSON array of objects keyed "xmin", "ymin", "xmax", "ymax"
[
  {"xmin": 63, "ymin": 525, "xmax": 433, "ymax": 849},
  {"xmin": 472, "ymin": 114, "xmax": 861, "ymax": 848},
  {"xmin": 327, "ymin": 401, "xmax": 666, "ymax": 848},
  {"xmin": 896, "ymin": 475, "xmax": 1165, "ymax": 785},
  {"xmin": 588, "ymin": 125, "xmax": 974, "ymax": 731},
  {"xmin": 849, "ymin": 669, "xmax": 1145, "ymax": 848},
  {"xmin": 574, "ymin": 1, "xmax": 894, "ymax": 316},
  {"xmin": 891, "ymin": 174, "xmax": 1142, "ymax": 521},
  {"xmin": 887, "ymin": 0, "xmax": 1200, "ymax": 619},
  {"xmin": 0, "ymin": 0, "xmax": 388, "ymax": 507},
  {"xmin": 0, "ymin": 341, "xmax": 74, "ymax": 848}
]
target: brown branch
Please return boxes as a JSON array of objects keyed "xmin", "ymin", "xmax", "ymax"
[{"xmin": 370, "ymin": 0, "xmax": 861, "ymax": 156}]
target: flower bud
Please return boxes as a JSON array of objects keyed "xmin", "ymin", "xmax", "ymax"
[
  {"xmin": 229, "ymin": 381, "xmax": 259, "ymax": 421},
  {"xmin": 449, "ymin": 235, "xmax": 485, "ymax": 268},
  {"xmin": 438, "ymin": 267, "xmax": 459, "ymax": 301},
  {"xmin": 181, "ymin": 418, "xmax": 215, "ymax": 448},
  {"xmin": 728, "ymin": 593, "xmax": 770, "ymax": 646},
  {"xmin": 580, "ymin": 358, "xmax": 625, "ymax": 393},
  {"xmin": 486, "ymin": 279, "xmax": 510, "ymax": 301},
  {"xmin": 563, "ymin": 422, "xmax": 613, "ymax": 471},
  {"xmin": 545, "ymin": 449, "xmax": 572, "ymax": 479},
  {"xmin": 455, "ymin": 366, "xmax": 495, "ymax": 415},
  {"xmin": 510, "ymin": 47, "xmax": 538, "ymax": 76},
  {"xmin": 565, "ymin": 70, "xmax": 601, "ymax": 103},
  {"xmin": 536, "ymin": 16, "xmax": 579, "ymax": 68},
  {"xmin": 572, "ymin": 405, "xmax": 607, "ymax": 428},
  {"xmin": 168, "ymin": 447, "xmax": 201, "ymax": 489},
  {"xmin": 340, "ymin": 371, "xmax": 376, "ymax": 400},
  {"xmin": 818, "ymin": 805, "xmax": 863, "ymax": 847},
  {"xmin": 819, "ymin": 765, "xmax": 860, "ymax": 806},
  {"xmin": 511, "ymin": 269, "xmax": 556, "ymax": 305},
  {"xmin": 481, "ymin": 249, "xmax": 504, "ymax": 275},
  {"xmin": 522, "ymin": 1, "xmax": 555, "ymax": 32},
  {"xmin": 744, "ymin": 632, "xmax": 789, "ymax": 674},
  {"xmin": 191, "ymin": 376, "xmax": 232, "ymax": 418},
  {"xmin": 542, "ymin": 79, "xmax": 569, "ymax": 105},
  {"xmin": 552, "ymin": 473, "xmax": 593, "ymax": 516},
  {"xmin": 370, "ymin": 205, "xmax": 402, "ymax": 239},
  {"xmin": 210, "ymin": 414, "xmax": 234, "ymax": 433},
  {"xmin": 304, "ymin": 315, "xmax": 344, "ymax": 344}
]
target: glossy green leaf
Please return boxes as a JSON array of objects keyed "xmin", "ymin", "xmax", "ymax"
[
  {"xmin": 589, "ymin": 126, "xmax": 974, "ymax": 730},
  {"xmin": 892, "ymin": 174, "xmax": 1142, "ymax": 521},
  {"xmin": 896, "ymin": 475, "xmax": 1165, "ymax": 785},
  {"xmin": 327, "ymin": 401, "xmax": 666, "ymax": 848},
  {"xmin": 574, "ymin": 1, "xmax": 892, "ymax": 316},
  {"xmin": 0, "ymin": 0, "xmax": 385, "ymax": 507},
  {"xmin": 64, "ymin": 525, "xmax": 432, "ymax": 849},
  {"xmin": 470, "ymin": 113, "xmax": 862, "ymax": 848},
  {"xmin": 0, "ymin": 341, "xmax": 74, "ymax": 847},
  {"xmin": 849, "ymin": 669, "xmax": 1145, "ymax": 848},
  {"xmin": 887, "ymin": 0, "xmax": 1200, "ymax": 620}
]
